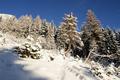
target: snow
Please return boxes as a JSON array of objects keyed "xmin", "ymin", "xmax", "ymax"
[
  {"xmin": 0, "ymin": 14, "xmax": 16, "ymax": 20},
  {"xmin": 0, "ymin": 32, "xmax": 119, "ymax": 80}
]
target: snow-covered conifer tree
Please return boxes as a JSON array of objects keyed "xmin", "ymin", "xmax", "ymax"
[{"xmin": 56, "ymin": 13, "xmax": 84, "ymax": 56}]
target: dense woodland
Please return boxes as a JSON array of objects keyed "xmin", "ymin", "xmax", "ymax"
[{"xmin": 0, "ymin": 10, "xmax": 120, "ymax": 67}]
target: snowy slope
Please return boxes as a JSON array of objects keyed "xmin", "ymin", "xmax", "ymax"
[
  {"xmin": 0, "ymin": 14, "xmax": 16, "ymax": 21},
  {"xmin": 0, "ymin": 32, "xmax": 119, "ymax": 80}
]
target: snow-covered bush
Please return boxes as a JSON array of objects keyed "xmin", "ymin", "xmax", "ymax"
[
  {"xmin": 90, "ymin": 61, "xmax": 120, "ymax": 80},
  {"xmin": 14, "ymin": 43, "xmax": 41, "ymax": 59}
]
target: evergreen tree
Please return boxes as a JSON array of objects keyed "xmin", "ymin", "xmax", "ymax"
[
  {"xmin": 103, "ymin": 28, "xmax": 117, "ymax": 54},
  {"xmin": 40, "ymin": 20, "xmax": 48, "ymax": 37},
  {"xmin": 115, "ymin": 31, "xmax": 120, "ymax": 51},
  {"xmin": 32, "ymin": 16, "xmax": 42, "ymax": 35},
  {"xmin": 81, "ymin": 10, "xmax": 103, "ymax": 61},
  {"xmin": 56, "ymin": 13, "xmax": 84, "ymax": 56},
  {"xmin": 17, "ymin": 15, "xmax": 33, "ymax": 38},
  {"xmin": 46, "ymin": 22, "xmax": 56, "ymax": 49},
  {"xmin": 81, "ymin": 9, "xmax": 119, "ymax": 65},
  {"xmin": 0, "ymin": 17, "xmax": 16, "ymax": 33},
  {"xmin": 38, "ymin": 20, "xmax": 56, "ymax": 49},
  {"xmin": 97, "ymin": 28, "xmax": 120, "ymax": 66}
]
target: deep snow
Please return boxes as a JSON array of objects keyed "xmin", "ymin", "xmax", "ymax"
[{"xmin": 0, "ymin": 32, "xmax": 119, "ymax": 80}]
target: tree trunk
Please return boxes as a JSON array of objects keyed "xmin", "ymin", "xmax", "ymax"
[{"xmin": 64, "ymin": 43, "xmax": 71, "ymax": 56}]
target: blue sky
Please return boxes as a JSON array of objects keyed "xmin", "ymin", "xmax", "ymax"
[{"xmin": 0, "ymin": 0, "xmax": 119, "ymax": 30}]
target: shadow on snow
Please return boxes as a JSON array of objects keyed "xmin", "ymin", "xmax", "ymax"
[{"xmin": 0, "ymin": 48, "xmax": 48, "ymax": 80}]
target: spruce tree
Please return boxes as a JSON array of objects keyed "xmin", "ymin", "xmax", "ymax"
[
  {"xmin": 17, "ymin": 15, "xmax": 33, "ymax": 38},
  {"xmin": 32, "ymin": 16, "xmax": 42, "ymax": 35},
  {"xmin": 82, "ymin": 10, "xmax": 119, "ymax": 65},
  {"xmin": 46, "ymin": 22, "xmax": 56, "ymax": 49},
  {"xmin": 56, "ymin": 13, "xmax": 83, "ymax": 56},
  {"xmin": 103, "ymin": 28, "xmax": 117, "ymax": 54},
  {"xmin": 81, "ymin": 10, "xmax": 103, "ymax": 61},
  {"xmin": 40, "ymin": 20, "xmax": 48, "ymax": 37},
  {"xmin": 115, "ymin": 31, "xmax": 120, "ymax": 52}
]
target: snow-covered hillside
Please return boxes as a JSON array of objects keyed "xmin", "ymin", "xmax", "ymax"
[
  {"xmin": 0, "ymin": 14, "xmax": 16, "ymax": 21},
  {"xmin": 0, "ymin": 32, "xmax": 119, "ymax": 80}
]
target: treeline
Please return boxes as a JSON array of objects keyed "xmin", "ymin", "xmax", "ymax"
[
  {"xmin": 0, "ymin": 15, "xmax": 56, "ymax": 49},
  {"xmin": 55, "ymin": 10, "xmax": 120, "ymax": 67},
  {"xmin": 0, "ymin": 10, "xmax": 120, "ymax": 67}
]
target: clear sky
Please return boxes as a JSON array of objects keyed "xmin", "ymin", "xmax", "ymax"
[{"xmin": 0, "ymin": 0, "xmax": 119, "ymax": 30}]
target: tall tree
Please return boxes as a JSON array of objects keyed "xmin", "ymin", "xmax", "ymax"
[
  {"xmin": 17, "ymin": 15, "xmax": 33, "ymax": 37},
  {"xmin": 81, "ymin": 10, "xmax": 103, "ymax": 61},
  {"xmin": 32, "ymin": 16, "xmax": 42, "ymax": 35},
  {"xmin": 40, "ymin": 20, "xmax": 48, "ymax": 37},
  {"xmin": 46, "ymin": 22, "xmax": 56, "ymax": 49},
  {"xmin": 56, "ymin": 13, "xmax": 84, "ymax": 56}
]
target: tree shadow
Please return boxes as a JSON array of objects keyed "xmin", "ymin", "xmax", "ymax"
[{"xmin": 0, "ymin": 48, "xmax": 48, "ymax": 80}]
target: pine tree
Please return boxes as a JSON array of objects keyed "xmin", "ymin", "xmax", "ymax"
[
  {"xmin": 104, "ymin": 28, "xmax": 117, "ymax": 54},
  {"xmin": 82, "ymin": 9, "xmax": 102, "ymax": 40},
  {"xmin": 32, "ymin": 16, "xmax": 42, "ymax": 35},
  {"xmin": 40, "ymin": 20, "xmax": 48, "ymax": 37},
  {"xmin": 81, "ymin": 10, "xmax": 103, "ymax": 62},
  {"xmin": 114, "ymin": 31, "xmax": 120, "ymax": 66},
  {"xmin": 56, "ymin": 13, "xmax": 84, "ymax": 56},
  {"xmin": 96, "ymin": 28, "xmax": 120, "ymax": 66},
  {"xmin": 0, "ymin": 17, "xmax": 16, "ymax": 33},
  {"xmin": 37, "ymin": 20, "xmax": 56, "ymax": 49},
  {"xmin": 17, "ymin": 15, "xmax": 33, "ymax": 38},
  {"xmin": 46, "ymin": 22, "xmax": 56, "ymax": 49},
  {"xmin": 115, "ymin": 31, "xmax": 120, "ymax": 51},
  {"xmin": 82, "ymin": 9, "xmax": 119, "ymax": 65}
]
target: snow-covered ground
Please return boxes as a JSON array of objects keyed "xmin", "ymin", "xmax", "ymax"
[{"xmin": 0, "ymin": 32, "xmax": 119, "ymax": 80}]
